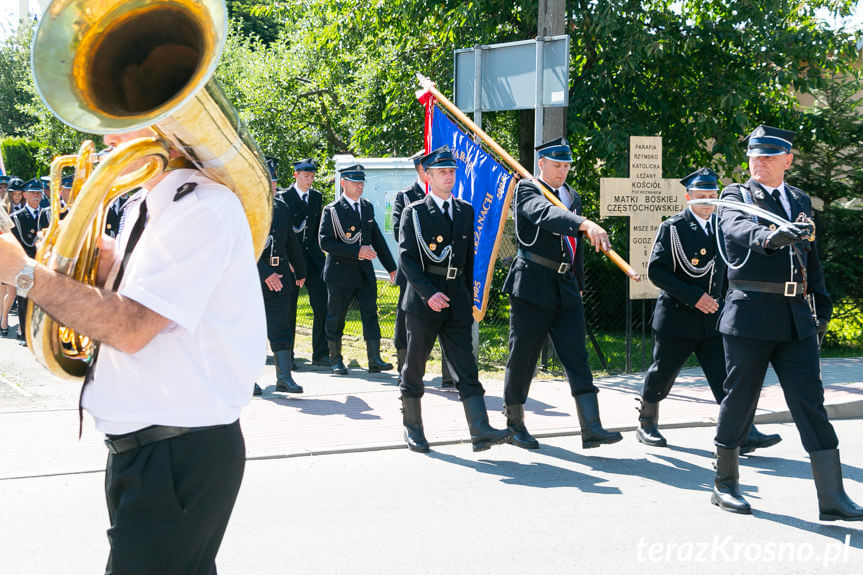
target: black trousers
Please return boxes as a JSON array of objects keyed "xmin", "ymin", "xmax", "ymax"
[
  {"xmin": 104, "ymin": 420, "xmax": 245, "ymax": 575},
  {"xmin": 289, "ymin": 263, "xmax": 328, "ymax": 360},
  {"xmin": 325, "ymin": 282, "xmax": 381, "ymax": 342},
  {"xmin": 641, "ymin": 332, "xmax": 726, "ymax": 404},
  {"xmin": 16, "ymin": 296, "xmax": 27, "ymax": 339},
  {"xmin": 263, "ymin": 286, "xmax": 295, "ymax": 353},
  {"xmin": 715, "ymin": 334, "xmax": 838, "ymax": 452},
  {"xmin": 400, "ymin": 310, "xmax": 483, "ymax": 401},
  {"xmin": 394, "ymin": 284, "xmax": 453, "ymax": 381},
  {"xmin": 504, "ymin": 296, "xmax": 595, "ymax": 406}
]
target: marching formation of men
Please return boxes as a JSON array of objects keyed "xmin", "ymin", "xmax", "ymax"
[{"xmin": 1, "ymin": 123, "xmax": 860, "ymax": 523}]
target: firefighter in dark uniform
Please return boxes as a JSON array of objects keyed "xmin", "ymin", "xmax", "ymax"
[
  {"xmin": 105, "ymin": 194, "xmax": 129, "ymax": 238},
  {"xmin": 398, "ymin": 146, "xmax": 510, "ymax": 452},
  {"xmin": 319, "ymin": 164, "xmax": 397, "ymax": 375},
  {"xmin": 391, "ymin": 151, "xmax": 455, "ymax": 388},
  {"xmin": 37, "ymin": 175, "xmax": 74, "ymax": 229},
  {"xmin": 637, "ymin": 168, "xmax": 781, "ymax": 453},
  {"xmin": 9, "ymin": 180, "xmax": 46, "ymax": 341},
  {"xmin": 278, "ymin": 158, "xmax": 330, "ymax": 368},
  {"xmin": 502, "ymin": 137, "xmax": 621, "ymax": 450},
  {"xmin": 254, "ymin": 159, "xmax": 307, "ymax": 396},
  {"xmin": 7, "ymin": 177, "xmax": 26, "ymax": 212},
  {"xmin": 711, "ymin": 125, "xmax": 862, "ymax": 520}
]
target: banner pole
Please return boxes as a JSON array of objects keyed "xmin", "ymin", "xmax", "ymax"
[{"xmin": 416, "ymin": 73, "xmax": 641, "ymax": 282}]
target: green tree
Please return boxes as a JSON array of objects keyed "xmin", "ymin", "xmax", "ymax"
[{"xmin": 0, "ymin": 23, "xmax": 37, "ymax": 137}]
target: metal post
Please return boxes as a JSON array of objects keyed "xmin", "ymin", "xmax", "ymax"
[
  {"xmin": 473, "ymin": 46, "xmax": 483, "ymax": 132},
  {"xmin": 625, "ymin": 282, "xmax": 632, "ymax": 373},
  {"xmin": 533, "ymin": 38, "xmax": 544, "ymax": 169},
  {"xmin": 641, "ymin": 300, "xmax": 646, "ymax": 371}
]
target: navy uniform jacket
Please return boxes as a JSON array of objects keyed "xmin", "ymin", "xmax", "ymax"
[
  {"xmin": 503, "ymin": 179, "xmax": 585, "ymax": 309},
  {"xmin": 718, "ymin": 178, "xmax": 831, "ymax": 342},
  {"xmin": 279, "ymin": 184, "xmax": 325, "ymax": 272},
  {"xmin": 258, "ymin": 196, "xmax": 306, "ymax": 291},
  {"xmin": 105, "ymin": 195, "xmax": 129, "ymax": 238},
  {"xmin": 648, "ymin": 209, "xmax": 727, "ymax": 339},
  {"xmin": 392, "ymin": 181, "xmax": 425, "ymax": 288},
  {"xmin": 10, "ymin": 206, "xmax": 42, "ymax": 258},
  {"xmin": 319, "ymin": 196, "xmax": 396, "ymax": 288},
  {"xmin": 398, "ymin": 194, "xmax": 474, "ymax": 319}
]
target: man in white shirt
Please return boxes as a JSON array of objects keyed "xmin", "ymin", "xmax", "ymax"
[{"xmin": 0, "ymin": 126, "xmax": 267, "ymax": 573}]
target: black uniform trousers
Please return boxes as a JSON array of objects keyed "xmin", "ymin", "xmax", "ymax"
[
  {"xmin": 394, "ymin": 283, "xmax": 453, "ymax": 381},
  {"xmin": 289, "ymin": 262, "xmax": 328, "ymax": 360},
  {"xmin": 264, "ymin": 285, "xmax": 296, "ymax": 353},
  {"xmin": 641, "ymin": 333, "xmax": 726, "ymax": 404},
  {"xmin": 400, "ymin": 311, "xmax": 483, "ymax": 401},
  {"xmin": 715, "ymin": 334, "xmax": 838, "ymax": 453},
  {"xmin": 504, "ymin": 296, "xmax": 595, "ymax": 405},
  {"xmin": 104, "ymin": 420, "xmax": 245, "ymax": 575},
  {"xmin": 16, "ymin": 296, "xmax": 27, "ymax": 339},
  {"xmin": 325, "ymin": 282, "xmax": 381, "ymax": 342}
]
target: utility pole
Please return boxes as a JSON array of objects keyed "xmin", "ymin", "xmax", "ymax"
[{"xmin": 538, "ymin": 0, "xmax": 567, "ymax": 141}]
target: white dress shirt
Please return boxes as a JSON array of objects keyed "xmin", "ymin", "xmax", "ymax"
[{"xmin": 83, "ymin": 169, "xmax": 267, "ymax": 434}]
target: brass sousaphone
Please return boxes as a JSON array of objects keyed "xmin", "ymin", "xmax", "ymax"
[{"xmin": 29, "ymin": 0, "xmax": 272, "ymax": 379}]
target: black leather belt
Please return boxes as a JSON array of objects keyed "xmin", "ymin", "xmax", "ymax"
[
  {"xmin": 104, "ymin": 424, "xmax": 227, "ymax": 454},
  {"xmin": 729, "ymin": 279, "xmax": 805, "ymax": 297},
  {"xmin": 517, "ymin": 249, "xmax": 570, "ymax": 274},
  {"xmin": 427, "ymin": 264, "xmax": 462, "ymax": 279}
]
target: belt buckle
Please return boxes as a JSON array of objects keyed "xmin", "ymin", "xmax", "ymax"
[
  {"xmin": 270, "ymin": 256, "xmax": 280, "ymax": 267},
  {"xmin": 784, "ymin": 282, "xmax": 797, "ymax": 297},
  {"xmin": 557, "ymin": 262, "xmax": 570, "ymax": 274},
  {"xmin": 446, "ymin": 266, "xmax": 458, "ymax": 280}
]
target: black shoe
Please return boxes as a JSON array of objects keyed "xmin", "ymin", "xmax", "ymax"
[
  {"xmin": 711, "ymin": 447, "xmax": 752, "ymax": 514},
  {"xmin": 273, "ymin": 350, "xmax": 303, "ymax": 393},
  {"xmin": 401, "ymin": 396, "xmax": 430, "ymax": 453},
  {"xmin": 253, "ymin": 383, "xmax": 263, "ymax": 396},
  {"xmin": 636, "ymin": 399, "xmax": 667, "ymax": 447},
  {"xmin": 574, "ymin": 393, "xmax": 622, "ymax": 449},
  {"xmin": 739, "ymin": 425, "xmax": 782, "ymax": 455},
  {"xmin": 810, "ymin": 448, "xmax": 863, "ymax": 521},
  {"xmin": 505, "ymin": 404, "xmax": 540, "ymax": 449},
  {"xmin": 329, "ymin": 341, "xmax": 348, "ymax": 375},
  {"xmin": 366, "ymin": 340, "xmax": 393, "ymax": 373},
  {"xmin": 441, "ymin": 379, "xmax": 455, "ymax": 389},
  {"xmin": 0, "ymin": 327, "xmax": 8, "ymax": 337},
  {"xmin": 462, "ymin": 395, "xmax": 511, "ymax": 452}
]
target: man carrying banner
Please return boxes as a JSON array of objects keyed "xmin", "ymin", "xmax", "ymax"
[
  {"xmin": 397, "ymin": 146, "xmax": 510, "ymax": 453},
  {"xmin": 502, "ymin": 137, "xmax": 621, "ymax": 450},
  {"xmin": 319, "ymin": 164, "xmax": 397, "ymax": 375},
  {"xmin": 391, "ymin": 151, "xmax": 455, "ymax": 388}
]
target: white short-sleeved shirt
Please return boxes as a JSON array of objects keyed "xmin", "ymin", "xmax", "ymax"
[{"xmin": 82, "ymin": 169, "xmax": 267, "ymax": 434}]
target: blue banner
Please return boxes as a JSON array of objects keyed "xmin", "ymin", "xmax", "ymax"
[{"xmin": 429, "ymin": 105, "xmax": 515, "ymax": 321}]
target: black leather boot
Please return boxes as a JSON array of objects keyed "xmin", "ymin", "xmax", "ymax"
[
  {"xmin": 366, "ymin": 340, "xmax": 393, "ymax": 373},
  {"xmin": 574, "ymin": 393, "xmax": 622, "ymax": 449},
  {"xmin": 329, "ymin": 340, "xmax": 348, "ymax": 375},
  {"xmin": 636, "ymin": 399, "xmax": 667, "ymax": 447},
  {"xmin": 505, "ymin": 404, "xmax": 539, "ymax": 449},
  {"xmin": 396, "ymin": 348, "xmax": 406, "ymax": 384},
  {"xmin": 711, "ymin": 447, "xmax": 751, "ymax": 514},
  {"xmin": 274, "ymin": 350, "xmax": 303, "ymax": 393},
  {"xmin": 739, "ymin": 425, "xmax": 782, "ymax": 455},
  {"xmin": 810, "ymin": 448, "xmax": 863, "ymax": 521},
  {"xmin": 462, "ymin": 395, "xmax": 511, "ymax": 452},
  {"xmin": 401, "ymin": 396, "xmax": 430, "ymax": 453},
  {"xmin": 253, "ymin": 383, "xmax": 262, "ymax": 396}
]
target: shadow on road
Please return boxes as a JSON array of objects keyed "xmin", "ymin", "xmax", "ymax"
[{"xmin": 262, "ymin": 394, "xmax": 381, "ymax": 420}]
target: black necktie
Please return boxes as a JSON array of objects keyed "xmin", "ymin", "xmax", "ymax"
[
  {"xmin": 354, "ymin": 202, "xmax": 361, "ymax": 220},
  {"xmin": 705, "ymin": 220, "xmax": 712, "ymax": 237},
  {"xmin": 771, "ymin": 189, "xmax": 790, "ymax": 220},
  {"xmin": 442, "ymin": 201, "xmax": 452, "ymax": 225},
  {"xmin": 79, "ymin": 198, "xmax": 149, "ymax": 438}
]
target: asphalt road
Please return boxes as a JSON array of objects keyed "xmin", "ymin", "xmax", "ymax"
[{"xmin": 2, "ymin": 421, "xmax": 862, "ymax": 574}]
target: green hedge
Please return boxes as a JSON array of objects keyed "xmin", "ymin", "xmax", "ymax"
[{"xmin": 1, "ymin": 137, "xmax": 48, "ymax": 180}]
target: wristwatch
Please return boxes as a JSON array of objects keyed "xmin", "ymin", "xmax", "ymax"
[{"xmin": 14, "ymin": 260, "xmax": 36, "ymax": 298}]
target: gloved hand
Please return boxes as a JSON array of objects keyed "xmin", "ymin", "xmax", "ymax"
[
  {"xmin": 764, "ymin": 222, "xmax": 814, "ymax": 250},
  {"xmin": 817, "ymin": 319, "xmax": 829, "ymax": 345}
]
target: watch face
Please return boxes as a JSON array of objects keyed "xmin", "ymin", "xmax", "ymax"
[{"xmin": 16, "ymin": 272, "xmax": 34, "ymax": 291}]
